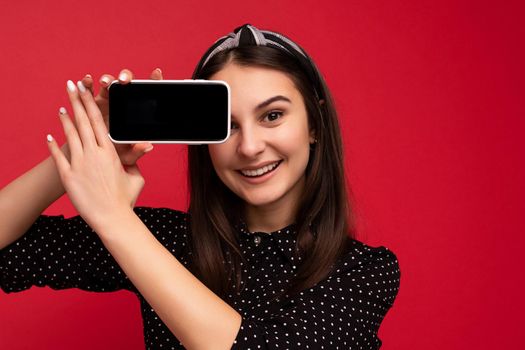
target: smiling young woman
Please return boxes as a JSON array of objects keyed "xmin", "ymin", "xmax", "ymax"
[
  {"xmin": 187, "ymin": 42, "xmax": 359, "ymax": 303},
  {"xmin": 0, "ymin": 24, "xmax": 400, "ymax": 349}
]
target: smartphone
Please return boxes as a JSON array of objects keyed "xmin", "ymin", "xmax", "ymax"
[{"xmin": 108, "ymin": 80, "xmax": 231, "ymax": 144}]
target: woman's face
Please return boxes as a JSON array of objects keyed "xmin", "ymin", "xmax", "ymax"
[{"xmin": 208, "ymin": 63, "xmax": 315, "ymax": 214}]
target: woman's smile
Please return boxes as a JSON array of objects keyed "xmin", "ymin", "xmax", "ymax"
[{"xmin": 238, "ymin": 160, "xmax": 282, "ymax": 178}]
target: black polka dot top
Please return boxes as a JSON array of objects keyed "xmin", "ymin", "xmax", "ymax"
[{"xmin": 0, "ymin": 207, "xmax": 400, "ymax": 349}]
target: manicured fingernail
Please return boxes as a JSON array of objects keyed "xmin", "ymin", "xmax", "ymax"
[
  {"xmin": 59, "ymin": 107, "xmax": 67, "ymax": 115},
  {"xmin": 77, "ymin": 81, "xmax": 86, "ymax": 93},
  {"xmin": 67, "ymin": 80, "xmax": 76, "ymax": 92},
  {"xmin": 155, "ymin": 67, "xmax": 162, "ymax": 74},
  {"xmin": 118, "ymin": 72, "xmax": 128, "ymax": 81},
  {"xmin": 85, "ymin": 74, "xmax": 92, "ymax": 79},
  {"xmin": 47, "ymin": 134, "xmax": 53, "ymax": 142},
  {"xmin": 144, "ymin": 146, "xmax": 154, "ymax": 153},
  {"xmin": 100, "ymin": 76, "xmax": 111, "ymax": 85}
]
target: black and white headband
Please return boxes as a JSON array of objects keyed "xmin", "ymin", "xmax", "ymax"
[{"xmin": 194, "ymin": 24, "xmax": 324, "ymax": 99}]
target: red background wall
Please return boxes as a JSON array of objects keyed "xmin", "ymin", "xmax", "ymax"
[{"xmin": 1, "ymin": 0, "xmax": 523, "ymax": 349}]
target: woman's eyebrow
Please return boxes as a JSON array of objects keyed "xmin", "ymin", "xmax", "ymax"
[{"xmin": 254, "ymin": 95, "xmax": 292, "ymax": 111}]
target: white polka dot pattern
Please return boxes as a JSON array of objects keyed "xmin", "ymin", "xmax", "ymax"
[{"xmin": 0, "ymin": 207, "xmax": 400, "ymax": 349}]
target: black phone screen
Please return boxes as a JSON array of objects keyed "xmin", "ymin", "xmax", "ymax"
[{"xmin": 108, "ymin": 80, "xmax": 230, "ymax": 143}]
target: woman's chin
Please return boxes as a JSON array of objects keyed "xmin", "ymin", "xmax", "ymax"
[{"xmin": 240, "ymin": 194, "xmax": 280, "ymax": 208}]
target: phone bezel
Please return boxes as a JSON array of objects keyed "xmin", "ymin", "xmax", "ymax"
[{"xmin": 108, "ymin": 79, "xmax": 231, "ymax": 144}]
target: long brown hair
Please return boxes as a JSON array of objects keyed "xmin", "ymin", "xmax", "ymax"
[{"xmin": 187, "ymin": 45, "xmax": 357, "ymax": 302}]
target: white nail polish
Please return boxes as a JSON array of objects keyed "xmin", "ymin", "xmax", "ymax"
[
  {"xmin": 100, "ymin": 76, "xmax": 111, "ymax": 85},
  {"xmin": 119, "ymin": 72, "xmax": 128, "ymax": 81},
  {"xmin": 67, "ymin": 80, "xmax": 76, "ymax": 92},
  {"xmin": 59, "ymin": 107, "xmax": 67, "ymax": 115},
  {"xmin": 77, "ymin": 81, "xmax": 86, "ymax": 93},
  {"xmin": 47, "ymin": 134, "xmax": 53, "ymax": 142}
]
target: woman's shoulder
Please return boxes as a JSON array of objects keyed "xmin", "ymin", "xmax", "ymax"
[
  {"xmin": 332, "ymin": 237, "xmax": 401, "ymax": 306},
  {"xmin": 339, "ymin": 237, "xmax": 400, "ymax": 276},
  {"xmin": 343, "ymin": 238, "xmax": 399, "ymax": 267}
]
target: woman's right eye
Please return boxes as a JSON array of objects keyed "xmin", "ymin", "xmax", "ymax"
[{"xmin": 230, "ymin": 122, "xmax": 239, "ymax": 131}]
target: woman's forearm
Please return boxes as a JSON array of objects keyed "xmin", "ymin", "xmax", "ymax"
[
  {"xmin": 95, "ymin": 208, "xmax": 242, "ymax": 350},
  {"xmin": 0, "ymin": 144, "xmax": 70, "ymax": 250}
]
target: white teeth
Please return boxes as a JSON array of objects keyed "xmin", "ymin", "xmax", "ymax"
[{"xmin": 241, "ymin": 161, "xmax": 280, "ymax": 177}]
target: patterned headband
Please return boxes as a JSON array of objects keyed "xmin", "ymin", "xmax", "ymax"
[{"xmin": 194, "ymin": 23, "xmax": 324, "ymax": 100}]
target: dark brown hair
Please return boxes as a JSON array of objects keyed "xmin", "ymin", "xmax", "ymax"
[{"xmin": 186, "ymin": 45, "xmax": 357, "ymax": 302}]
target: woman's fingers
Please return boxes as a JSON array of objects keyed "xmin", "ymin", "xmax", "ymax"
[
  {"xmin": 118, "ymin": 69, "xmax": 133, "ymax": 83},
  {"xmin": 58, "ymin": 107, "xmax": 83, "ymax": 157},
  {"xmin": 76, "ymin": 80, "xmax": 114, "ymax": 149},
  {"xmin": 126, "ymin": 143, "xmax": 154, "ymax": 164},
  {"xmin": 81, "ymin": 74, "xmax": 95, "ymax": 95},
  {"xmin": 150, "ymin": 67, "xmax": 163, "ymax": 80},
  {"xmin": 97, "ymin": 74, "xmax": 114, "ymax": 101},
  {"xmin": 46, "ymin": 134, "xmax": 71, "ymax": 175},
  {"xmin": 72, "ymin": 68, "xmax": 162, "ymax": 155},
  {"xmin": 96, "ymin": 68, "xmax": 133, "ymax": 102},
  {"xmin": 112, "ymin": 142, "xmax": 154, "ymax": 166},
  {"xmin": 66, "ymin": 80, "xmax": 98, "ymax": 150},
  {"xmin": 97, "ymin": 68, "xmax": 162, "ymax": 101}
]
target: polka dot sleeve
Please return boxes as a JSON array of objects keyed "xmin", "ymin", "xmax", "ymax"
[
  {"xmin": 231, "ymin": 244, "xmax": 400, "ymax": 349},
  {"xmin": 0, "ymin": 207, "xmax": 188, "ymax": 294}
]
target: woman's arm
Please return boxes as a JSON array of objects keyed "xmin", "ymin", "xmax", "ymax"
[
  {"xmin": 0, "ymin": 144, "xmax": 70, "ymax": 250},
  {"xmin": 45, "ymin": 76, "xmax": 242, "ymax": 349},
  {"xmin": 95, "ymin": 208, "xmax": 242, "ymax": 350},
  {"xmin": 0, "ymin": 70, "xmax": 158, "ymax": 251},
  {"xmin": 0, "ymin": 207, "xmax": 186, "ymax": 295}
]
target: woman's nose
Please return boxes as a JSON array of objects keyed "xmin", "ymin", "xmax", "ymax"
[{"xmin": 237, "ymin": 127, "xmax": 265, "ymax": 158}]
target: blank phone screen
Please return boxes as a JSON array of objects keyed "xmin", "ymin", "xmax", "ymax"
[{"xmin": 109, "ymin": 81, "xmax": 230, "ymax": 143}]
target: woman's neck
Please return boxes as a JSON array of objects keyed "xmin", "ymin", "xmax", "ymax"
[
  {"xmin": 245, "ymin": 204, "xmax": 295, "ymax": 233},
  {"xmin": 244, "ymin": 176, "xmax": 305, "ymax": 233}
]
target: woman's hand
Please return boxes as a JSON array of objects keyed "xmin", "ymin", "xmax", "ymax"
[
  {"xmin": 46, "ymin": 79, "xmax": 143, "ymax": 231},
  {"xmin": 80, "ymin": 68, "xmax": 163, "ymax": 165}
]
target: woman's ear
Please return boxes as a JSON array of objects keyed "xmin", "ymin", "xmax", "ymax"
[
  {"xmin": 309, "ymin": 128, "xmax": 317, "ymax": 144},
  {"xmin": 309, "ymin": 99, "xmax": 324, "ymax": 144}
]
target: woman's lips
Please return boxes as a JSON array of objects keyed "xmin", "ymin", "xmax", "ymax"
[
  {"xmin": 237, "ymin": 160, "xmax": 282, "ymax": 183},
  {"xmin": 239, "ymin": 160, "xmax": 281, "ymax": 177}
]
